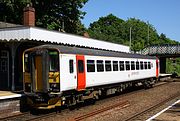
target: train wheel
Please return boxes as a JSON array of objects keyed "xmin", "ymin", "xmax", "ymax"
[
  {"xmin": 143, "ymin": 78, "xmax": 154, "ymax": 89},
  {"xmin": 20, "ymin": 95, "xmax": 30, "ymax": 112},
  {"xmin": 30, "ymin": 108, "xmax": 39, "ymax": 115}
]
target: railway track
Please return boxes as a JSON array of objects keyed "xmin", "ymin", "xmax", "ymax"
[
  {"xmin": 70, "ymin": 80, "xmax": 174, "ymax": 121},
  {"xmin": 0, "ymin": 111, "xmax": 58, "ymax": 121},
  {"xmin": 124, "ymin": 92, "xmax": 180, "ymax": 121},
  {"xmin": 0, "ymin": 80, "xmax": 176, "ymax": 121},
  {"xmin": 72, "ymin": 100, "xmax": 130, "ymax": 121},
  {"xmin": 0, "ymin": 112, "xmax": 29, "ymax": 121}
]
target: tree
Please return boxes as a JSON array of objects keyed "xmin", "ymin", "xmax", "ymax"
[
  {"xmin": 88, "ymin": 16, "xmax": 167, "ymax": 51},
  {"xmin": 0, "ymin": 0, "xmax": 29, "ymax": 23},
  {"xmin": 0, "ymin": 0, "xmax": 88, "ymax": 34},
  {"xmin": 88, "ymin": 14, "xmax": 125, "ymax": 43},
  {"xmin": 125, "ymin": 18, "xmax": 159, "ymax": 51},
  {"xmin": 159, "ymin": 33, "xmax": 178, "ymax": 44}
]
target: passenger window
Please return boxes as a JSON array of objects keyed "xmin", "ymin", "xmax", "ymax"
[
  {"xmin": 119, "ymin": 61, "xmax": 124, "ymax": 71},
  {"xmin": 140, "ymin": 61, "xmax": 144, "ymax": 70},
  {"xmin": 78, "ymin": 60, "xmax": 84, "ymax": 73},
  {"xmin": 131, "ymin": 61, "xmax": 135, "ymax": 70},
  {"xmin": 69, "ymin": 60, "xmax": 74, "ymax": 73},
  {"xmin": 105, "ymin": 61, "xmax": 112, "ymax": 71},
  {"xmin": 97, "ymin": 60, "xmax": 104, "ymax": 72},
  {"xmin": 87, "ymin": 60, "xmax": 95, "ymax": 72},
  {"xmin": 125, "ymin": 61, "xmax": 130, "ymax": 71},
  {"xmin": 148, "ymin": 62, "xmax": 151, "ymax": 69},
  {"xmin": 113, "ymin": 61, "xmax": 118, "ymax": 71},
  {"xmin": 144, "ymin": 62, "xmax": 147, "ymax": 69},
  {"xmin": 136, "ymin": 61, "xmax": 139, "ymax": 70}
]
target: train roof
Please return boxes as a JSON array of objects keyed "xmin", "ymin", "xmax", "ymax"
[{"xmin": 29, "ymin": 44, "xmax": 157, "ymax": 59}]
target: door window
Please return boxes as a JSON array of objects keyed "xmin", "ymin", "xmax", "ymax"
[{"xmin": 78, "ymin": 60, "xmax": 84, "ymax": 73}]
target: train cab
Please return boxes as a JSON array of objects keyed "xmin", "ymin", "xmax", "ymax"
[{"xmin": 23, "ymin": 48, "xmax": 62, "ymax": 109}]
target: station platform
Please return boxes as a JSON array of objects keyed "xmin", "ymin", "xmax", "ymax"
[
  {"xmin": 0, "ymin": 91, "xmax": 21, "ymax": 100},
  {"xmin": 146, "ymin": 99, "xmax": 180, "ymax": 121},
  {"xmin": 159, "ymin": 73, "xmax": 172, "ymax": 77},
  {"xmin": 0, "ymin": 91, "xmax": 22, "ymax": 119}
]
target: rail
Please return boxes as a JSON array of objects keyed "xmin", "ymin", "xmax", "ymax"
[{"xmin": 124, "ymin": 92, "xmax": 180, "ymax": 121}]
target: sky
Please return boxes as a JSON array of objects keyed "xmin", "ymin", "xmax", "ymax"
[{"xmin": 81, "ymin": 0, "xmax": 180, "ymax": 42}]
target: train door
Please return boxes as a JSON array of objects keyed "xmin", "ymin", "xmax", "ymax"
[
  {"xmin": 31, "ymin": 51, "xmax": 49, "ymax": 92},
  {"xmin": 0, "ymin": 50, "xmax": 9, "ymax": 90},
  {"xmin": 76, "ymin": 55, "xmax": 86, "ymax": 90},
  {"xmin": 59, "ymin": 54, "xmax": 77, "ymax": 91},
  {"xmin": 156, "ymin": 59, "xmax": 159, "ymax": 78},
  {"xmin": 34, "ymin": 55, "xmax": 43, "ymax": 91}
]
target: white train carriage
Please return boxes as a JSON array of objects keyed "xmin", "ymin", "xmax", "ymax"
[{"xmin": 23, "ymin": 45, "xmax": 159, "ymax": 109}]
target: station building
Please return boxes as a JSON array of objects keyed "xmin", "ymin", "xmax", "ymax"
[{"xmin": 0, "ymin": 6, "xmax": 129, "ymax": 91}]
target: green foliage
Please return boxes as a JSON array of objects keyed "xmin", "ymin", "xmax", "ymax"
[
  {"xmin": 87, "ymin": 14, "xmax": 179, "ymax": 51},
  {"xmin": 166, "ymin": 58, "xmax": 180, "ymax": 75},
  {"xmin": 88, "ymin": 14, "xmax": 125, "ymax": 43},
  {"xmin": 0, "ymin": 0, "xmax": 31, "ymax": 24},
  {"xmin": 159, "ymin": 33, "xmax": 178, "ymax": 44},
  {"xmin": 0, "ymin": 0, "xmax": 88, "ymax": 34},
  {"xmin": 125, "ymin": 18, "xmax": 160, "ymax": 51}
]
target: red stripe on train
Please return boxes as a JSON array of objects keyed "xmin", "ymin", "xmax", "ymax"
[
  {"xmin": 156, "ymin": 59, "xmax": 159, "ymax": 78},
  {"xmin": 76, "ymin": 55, "xmax": 86, "ymax": 90}
]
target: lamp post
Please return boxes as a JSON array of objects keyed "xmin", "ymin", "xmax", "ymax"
[
  {"xmin": 147, "ymin": 21, "xmax": 150, "ymax": 46},
  {"xmin": 129, "ymin": 27, "xmax": 132, "ymax": 52}
]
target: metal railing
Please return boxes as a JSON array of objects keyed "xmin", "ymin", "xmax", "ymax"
[{"xmin": 141, "ymin": 44, "xmax": 180, "ymax": 55}]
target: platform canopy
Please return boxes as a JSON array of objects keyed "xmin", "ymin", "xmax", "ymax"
[{"xmin": 0, "ymin": 26, "xmax": 129, "ymax": 53}]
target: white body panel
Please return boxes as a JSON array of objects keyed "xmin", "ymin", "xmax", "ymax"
[
  {"xmin": 85, "ymin": 56, "xmax": 156, "ymax": 88},
  {"xmin": 59, "ymin": 53, "xmax": 157, "ymax": 91},
  {"xmin": 60, "ymin": 54, "xmax": 77, "ymax": 91}
]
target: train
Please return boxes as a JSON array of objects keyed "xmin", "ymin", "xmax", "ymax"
[{"xmin": 22, "ymin": 44, "xmax": 159, "ymax": 110}]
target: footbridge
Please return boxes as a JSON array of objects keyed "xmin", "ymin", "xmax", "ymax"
[{"xmin": 141, "ymin": 44, "xmax": 180, "ymax": 73}]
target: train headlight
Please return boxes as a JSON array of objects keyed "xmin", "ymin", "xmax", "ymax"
[{"xmin": 25, "ymin": 83, "xmax": 31, "ymax": 92}]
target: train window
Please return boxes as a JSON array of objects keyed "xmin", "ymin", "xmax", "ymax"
[
  {"xmin": 125, "ymin": 61, "xmax": 130, "ymax": 71},
  {"xmin": 49, "ymin": 51, "xmax": 59, "ymax": 72},
  {"xmin": 113, "ymin": 61, "xmax": 118, "ymax": 71},
  {"xmin": 87, "ymin": 60, "xmax": 95, "ymax": 72},
  {"xmin": 144, "ymin": 62, "xmax": 147, "ymax": 69},
  {"xmin": 69, "ymin": 60, "xmax": 74, "ymax": 73},
  {"xmin": 78, "ymin": 60, "xmax": 84, "ymax": 73},
  {"xmin": 136, "ymin": 61, "xmax": 139, "ymax": 70},
  {"xmin": 148, "ymin": 62, "xmax": 151, "ymax": 69},
  {"xmin": 119, "ymin": 61, "xmax": 124, "ymax": 71},
  {"xmin": 131, "ymin": 61, "xmax": 135, "ymax": 70},
  {"xmin": 105, "ymin": 61, "xmax": 112, "ymax": 71},
  {"xmin": 140, "ymin": 61, "xmax": 144, "ymax": 70},
  {"xmin": 97, "ymin": 60, "xmax": 104, "ymax": 72}
]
